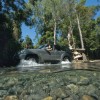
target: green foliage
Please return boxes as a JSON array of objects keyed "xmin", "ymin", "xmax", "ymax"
[
  {"xmin": 21, "ymin": 35, "xmax": 33, "ymax": 49},
  {"xmin": 0, "ymin": 0, "xmax": 31, "ymax": 66},
  {"xmin": 29, "ymin": 0, "xmax": 71, "ymax": 45},
  {"xmin": 28, "ymin": 0, "xmax": 100, "ymax": 59},
  {"xmin": 0, "ymin": 0, "xmax": 100, "ymax": 66}
]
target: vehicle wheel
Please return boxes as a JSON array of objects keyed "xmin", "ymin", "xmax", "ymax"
[{"xmin": 62, "ymin": 56, "xmax": 70, "ymax": 62}]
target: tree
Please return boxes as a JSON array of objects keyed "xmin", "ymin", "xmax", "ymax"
[
  {"xmin": 29, "ymin": 0, "xmax": 70, "ymax": 45},
  {"xmin": 28, "ymin": 0, "xmax": 100, "ymax": 59},
  {"xmin": 0, "ymin": 0, "xmax": 32, "ymax": 66},
  {"xmin": 23, "ymin": 35, "xmax": 33, "ymax": 49}
]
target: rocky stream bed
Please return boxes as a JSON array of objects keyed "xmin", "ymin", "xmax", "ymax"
[{"xmin": 0, "ymin": 62, "xmax": 100, "ymax": 100}]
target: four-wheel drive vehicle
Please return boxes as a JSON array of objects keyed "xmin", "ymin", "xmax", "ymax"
[{"xmin": 14, "ymin": 44, "xmax": 73, "ymax": 64}]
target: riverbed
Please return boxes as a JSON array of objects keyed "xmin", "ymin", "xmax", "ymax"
[{"xmin": 0, "ymin": 61, "xmax": 100, "ymax": 100}]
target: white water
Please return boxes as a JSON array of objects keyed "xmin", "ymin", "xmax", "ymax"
[
  {"xmin": 17, "ymin": 60, "xmax": 71, "ymax": 67},
  {"xmin": 17, "ymin": 60, "xmax": 71, "ymax": 72}
]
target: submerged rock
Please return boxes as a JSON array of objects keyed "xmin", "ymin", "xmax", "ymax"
[
  {"xmin": 4, "ymin": 95, "xmax": 18, "ymax": 100},
  {"xmin": 0, "ymin": 68, "xmax": 99, "ymax": 100},
  {"xmin": 81, "ymin": 95, "xmax": 95, "ymax": 100},
  {"xmin": 42, "ymin": 96, "xmax": 53, "ymax": 100}
]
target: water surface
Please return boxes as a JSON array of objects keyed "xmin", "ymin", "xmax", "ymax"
[{"xmin": 0, "ymin": 60, "xmax": 100, "ymax": 75}]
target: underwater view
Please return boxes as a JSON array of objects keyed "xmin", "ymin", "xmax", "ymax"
[{"xmin": 0, "ymin": 60, "xmax": 100, "ymax": 100}]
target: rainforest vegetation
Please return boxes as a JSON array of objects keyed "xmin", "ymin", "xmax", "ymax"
[{"xmin": 0, "ymin": 0, "xmax": 100, "ymax": 66}]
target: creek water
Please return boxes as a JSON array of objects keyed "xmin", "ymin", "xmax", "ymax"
[
  {"xmin": 0, "ymin": 60, "xmax": 100, "ymax": 100},
  {"xmin": 0, "ymin": 60, "xmax": 100, "ymax": 75}
]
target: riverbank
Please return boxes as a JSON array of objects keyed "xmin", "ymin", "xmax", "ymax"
[
  {"xmin": 72, "ymin": 59, "xmax": 100, "ymax": 63},
  {"xmin": 0, "ymin": 68, "xmax": 99, "ymax": 100}
]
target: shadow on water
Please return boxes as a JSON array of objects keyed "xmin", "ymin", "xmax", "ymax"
[{"xmin": 0, "ymin": 60, "xmax": 100, "ymax": 74}]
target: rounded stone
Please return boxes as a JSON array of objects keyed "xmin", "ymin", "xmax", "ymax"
[
  {"xmin": 4, "ymin": 95, "xmax": 18, "ymax": 100},
  {"xmin": 81, "ymin": 95, "xmax": 95, "ymax": 100}
]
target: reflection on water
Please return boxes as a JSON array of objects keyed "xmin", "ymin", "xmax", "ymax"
[
  {"xmin": 0, "ymin": 60, "xmax": 100, "ymax": 74},
  {"xmin": 72, "ymin": 61, "xmax": 100, "ymax": 71}
]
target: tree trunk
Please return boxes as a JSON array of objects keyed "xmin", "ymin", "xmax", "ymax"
[
  {"xmin": 69, "ymin": 21, "xmax": 75, "ymax": 49},
  {"xmin": 54, "ymin": 20, "xmax": 56, "ymax": 45},
  {"xmin": 76, "ymin": 14, "xmax": 85, "ymax": 50},
  {"xmin": 76, "ymin": 14, "xmax": 88, "ymax": 61}
]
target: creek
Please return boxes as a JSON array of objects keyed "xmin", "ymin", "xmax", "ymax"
[{"xmin": 0, "ymin": 60, "xmax": 100, "ymax": 100}]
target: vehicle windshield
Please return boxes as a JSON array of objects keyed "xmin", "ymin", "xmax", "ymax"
[
  {"xmin": 37, "ymin": 44, "xmax": 65, "ymax": 51},
  {"xmin": 38, "ymin": 44, "xmax": 48, "ymax": 49}
]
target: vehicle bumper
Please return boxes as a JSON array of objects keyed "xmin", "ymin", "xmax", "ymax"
[{"xmin": 13, "ymin": 53, "xmax": 26, "ymax": 62}]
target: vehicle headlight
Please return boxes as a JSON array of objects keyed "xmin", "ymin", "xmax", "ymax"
[{"xmin": 18, "ymin": 50, "xmax": 26, "ymax": 54}]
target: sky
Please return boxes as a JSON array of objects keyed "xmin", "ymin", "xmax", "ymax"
[{"xmin": 21, "ymin": 0, "xmax": 100, "ymax": 43}]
